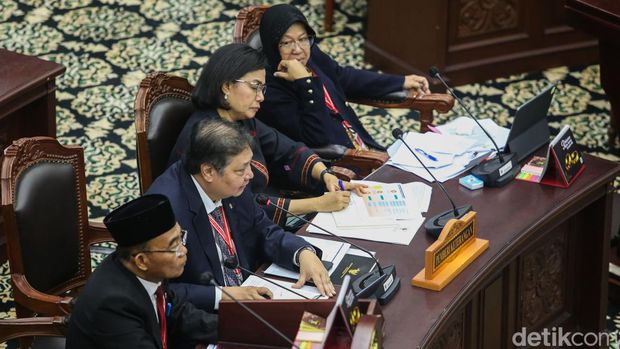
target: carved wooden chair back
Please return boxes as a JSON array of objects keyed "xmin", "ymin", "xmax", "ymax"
[{"xmin": 135, "ymin": 72, "xmax": 194, "ymax": 193}]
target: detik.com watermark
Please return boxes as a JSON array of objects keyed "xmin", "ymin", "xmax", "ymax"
[{"xmin": 512, "ymin": 327, "xmax": 616, "ymax": 347}]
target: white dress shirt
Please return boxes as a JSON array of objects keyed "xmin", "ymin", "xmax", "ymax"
[
  {"xmin": 191, "ymin": 175, "xmax": 228, "ymax": 310},
  {"xmin": 136, "ymin": 276, "xmax": 161, "ymax": 323}
]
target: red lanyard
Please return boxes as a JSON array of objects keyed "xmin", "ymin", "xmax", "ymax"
[
  {"xmin": 208, "ymin": 207, "xmax": 237, "ymax": 256},
  {"xmin": 322, "ymin": 84, "xmax": 339, "ymax": 114},
  {"xmin": 322, "ymin": 84, "xmax": 367, "ymax": 150}
]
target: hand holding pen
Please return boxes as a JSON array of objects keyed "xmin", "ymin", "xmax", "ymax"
[{"xmin": 323, "ymin": 172, "xmax": 369, "ymax": 195}]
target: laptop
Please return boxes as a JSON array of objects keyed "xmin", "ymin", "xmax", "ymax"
[{"xmin": 504, "ymin": 83, "xmax": 556, "ymax": 162}]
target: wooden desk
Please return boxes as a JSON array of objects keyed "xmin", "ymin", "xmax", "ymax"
[
  {"xmin": 219, "ymin": 155, "xmax": 618, "ymax": 348},
  {"xmin": 307, "ymin": 154, "xmax": 618, "ymax": 348},
  {"xmin": 565, "ymin": 0, "xmax": 620, "ymax": 147},
  {"xmin": 0, "ymin": 49, "xmax": 64, "ymax": 261}
]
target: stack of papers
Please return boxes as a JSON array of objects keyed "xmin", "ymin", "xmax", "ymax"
[
  {"xmin": 387, "ymin": 117, "xmax": 510, "ymax": 182},
  {"xmin": 264, "ymin": 236, "xmax": 350, "ymax": 279},
  {"xmin": 262, "ymin": 237, "xmax": 377, "ymax": 287},
  {"xmin": 308, "ymin": 180, "xmax": 432, "ymax": 245},
  {"xmin": 241, "ymin": 275, "xmax": 325, "ymax": 300}
]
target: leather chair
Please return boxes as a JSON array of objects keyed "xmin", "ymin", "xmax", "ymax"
[
  {"xmin": 0, "ymin": 316, "xmax": 67, "ymax": 349},
  {"xmin": 0, "ymin": 137, "xmax": 112, "ymax": 324},
  {"xmin": 135, "ymin": 72, "xmax": 194, "ymax": 193},
  {"xmin": 233, "ymin": 5, "xmax": 455, "ymax": 178}
]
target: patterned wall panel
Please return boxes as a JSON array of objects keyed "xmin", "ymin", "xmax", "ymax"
[
  {"xmin": 429, "ymin": 312, "xmax": 465, "ymax": 349},
  {"xmin": 456, "ymin": 0, "xmax": 520, "ymax": 38},
  {"xmin": 520, "ymin": 233, "xmax": 567, "ymax": 328}
]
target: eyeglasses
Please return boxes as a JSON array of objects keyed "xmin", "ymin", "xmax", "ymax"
[
  {"xmin": 278, "ymin": 36, "xmax": 314, "ymax": 52},
  {"xmin": 134, "ymin": 229, "xmax": 187, "ymax": 258},
  {"xmin": 234, "ymin": 79, "xmax": 266, "ymax": 98}
]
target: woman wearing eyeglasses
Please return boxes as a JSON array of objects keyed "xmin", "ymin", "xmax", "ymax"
[
  {"xmin": 256, "ymin": 4, "xmax": 431, "ymax": 151},
  {"xmin": 169, "ymin": 43, "xmax": 367, "ymax": 229}
]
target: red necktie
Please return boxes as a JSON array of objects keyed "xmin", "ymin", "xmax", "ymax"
[{"xmin": 156, "ymin": 286, "xmax": 167, "ymax": 349}]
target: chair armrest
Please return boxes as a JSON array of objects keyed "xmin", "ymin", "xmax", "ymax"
[
  {"xmin": 356, "ymin": 91, "xmax": 454, "ymax": 111},
  {"xmin": 311, "ymin": 144, "xmax": 350, "ymax": 160},
  {"xmin": 11, "ymin": 274, "xmax": 72, "ymax": 316},
  {"xmin": 0, "ymin": 316, "xmax": 67, "ymax": 343},
  {"xmin": 352, "ymin": 92, "xmax": 455, "ymax": 133},
  {"xmin": 87, "ymin": 221, "xmax": 114, "ymax": 245},
  {"xmin": 329, "ymin": 166, "xmax": 357, "ymax": 181},
  {"xmin": 333, "ymin": 150, "xmax": 389, "ymax": 179},
  {"xmin": 312, "ymin": 145, "xmax": 386, "ymax": 179}
]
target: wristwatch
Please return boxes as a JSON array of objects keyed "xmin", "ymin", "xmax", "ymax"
[{"xmin": 319, "ymin": 168, "xmax": 330, "ymax": 183}]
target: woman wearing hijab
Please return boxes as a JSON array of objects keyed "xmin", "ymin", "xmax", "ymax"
[
  {"xmin": 256, "ymin": 4, "xmax": 430, "ymax": 151},
  {"xmin": 168, "ymin": 43, "xmax": 367, "ymax": 229}
]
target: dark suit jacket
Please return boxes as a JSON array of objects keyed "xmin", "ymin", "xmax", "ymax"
[
  {"xmin": 146, "ymin": 161, "xmax": 318, "ymax": 312},
  {"xmin": 66, "ymin": 253, "xmax": 218, "ymax": 349},
  {"xmin": 168, "ymin": 108, "xmax": 322, "ymax": 226},
  {"xmin": 257, "ymin": 45, "xmax": 404, "ymax": 150}
]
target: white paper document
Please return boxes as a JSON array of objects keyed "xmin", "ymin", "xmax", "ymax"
[
  {"xmin": 388, "ymin": 149, "xmax": 491, "ymax": 183},
  {"xmin": 309, "ymin": 213, "xmax": 424, "ymax": 245},
  {"xmin": 386, "ymin": 118, "xmax": 509, "ymax": 182},
  {"xmin": 436, "ymin": 116, "xmax": 510, "ymax": 150},
  {"xmin": 241, "ymin": 275, "xmax": 325, "ymax": 300},
  {"xmin": 307, "ymin": 180, "xmax": 431, "ymax": 245},
  {"xmin": 263, "ymin": 236, "xmax": 350, "ymax": 280}
]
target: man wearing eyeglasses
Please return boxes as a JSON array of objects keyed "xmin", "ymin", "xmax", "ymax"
[
  {"xmin": 147, "ymin": 118, "xmax": 336, "ymax": 313},
  {"xmin": 66, "ymin": 194, "xmax": 218, "ymax": 349}
]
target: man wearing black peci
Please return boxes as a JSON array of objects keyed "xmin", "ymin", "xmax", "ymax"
[{"xmin": 66, "ymin": 194, "xmax": 218, "ymax": 349}]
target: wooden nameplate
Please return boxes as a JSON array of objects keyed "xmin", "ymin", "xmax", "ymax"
[{"xmin": 412, "ymin": 211, "xmax": 488, "ymax": 291}]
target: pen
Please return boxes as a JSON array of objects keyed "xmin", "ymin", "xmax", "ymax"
[
  {"xmin": 415, "ymin": 148, "xmax": 438, "ymax": 162},
  {"xmin": 427, "ymin": 124, "xmax": 443, "ymax": 135}
]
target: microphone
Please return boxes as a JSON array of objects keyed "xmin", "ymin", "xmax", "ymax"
[
  {"xmin": 392, "ymin": 128, "xmax": 472, "ymax": 238},
  {"xmin": 223, "ymin": 256, "xmax": 309, "ymax": 300},
  {"xmin": 256, "ymin": 194, "xmax": 400, "ymax": 305},
  {"xmin": 429, "ymin": 66, "xmax": 520, "ymax": 187},
  {"xmin": 199, "ymin": 272, "xmax": 300, "ymax": 349}
]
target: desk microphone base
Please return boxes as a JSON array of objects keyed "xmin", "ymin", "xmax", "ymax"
[
  {"xmin": 425, "ymin": 205, "xmax": 473, "ymax": 239},
  {"xmin": 471, "ymin": 152, "xmax": 520, "ymax": 187},
  {"xmin": 353, "ymin": 265, "xmax": 400, "ymax": 305}
]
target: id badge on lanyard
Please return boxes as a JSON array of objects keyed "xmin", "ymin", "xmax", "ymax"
[{"xmin": 208, "ymin": 207, "xmax": 241, "ymax": 275}]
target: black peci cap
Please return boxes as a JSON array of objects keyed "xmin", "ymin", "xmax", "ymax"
[{"xmin": 103, "ymin": 194, "xmax": 176, "ymax": 247}]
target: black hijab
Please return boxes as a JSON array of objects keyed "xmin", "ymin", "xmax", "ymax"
[{"xmin": 259, "ymin": 4, "xmax": 316, "ymax": 69}]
